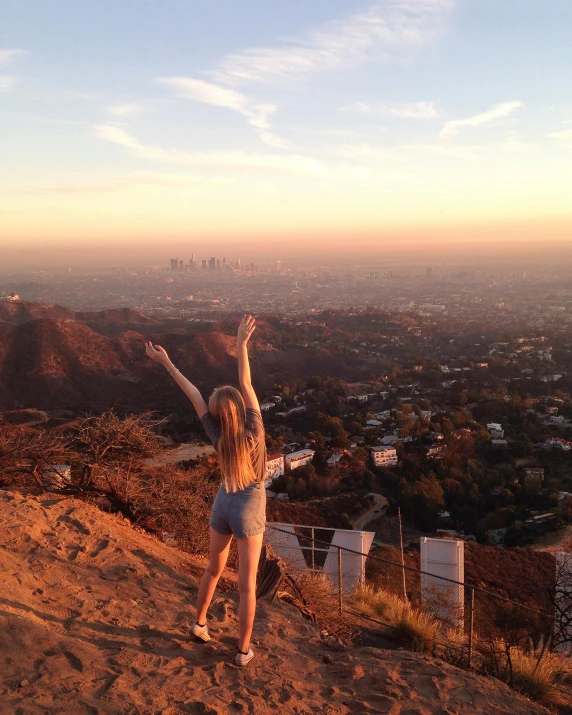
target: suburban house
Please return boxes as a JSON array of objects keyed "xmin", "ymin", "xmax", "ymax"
[
  {"xmin": 285, "ymin": 449, "xmax": 315, "ymax": 470},
  {"xmin": 371, "ymin": 446, "xmax": 398, "ymax": 467},
  {"xmin": 545, "ymin": 437, "xmax": 572, "ymax": 451},
  {"xmin": 265, "ymin": 453, "xmax": 285, "ymax": 487},
  {"xmin": 327, "ymin": 451, "xmax": 345, "ymax": 467},
  {"xmin": 487, "ymin": 423, "xmax": 505, "ymax": 439},
  {"xmin": 524, "ymin": 467, "xmax": 544, "ymax": 483}
]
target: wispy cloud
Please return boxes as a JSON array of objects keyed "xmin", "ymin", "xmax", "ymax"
[
  {"xmin": 156, "ymin": 76, "xmax": 292, "ymax": 149},
  {"xmin": 0, "ymin": 49, "xmax": 27, "ymax": 65},
  {"xmin": 441, "ymin": 101, "xmax": 523, "ymax": 138},
  {"xmin": 93, "ymin": 124, "xmax": 323, "ymax": 173},
  {"xmin": 0, "ymin": 75, "xmax": 15, "ymax": 93},
  {"xmin": 0, "ymin": 48, "xmax": 27, "ymax": 94},
  {"xmin": 106, "ymin": 103, "xmax": 143, "ymax": 117},
  {"xmin": 547, "ymin": 128, "xmax": 572, "ymax": 143},
  {"xmin": 211, "ymin": 0, "xmax": 455, "ymax": 86},
  {"xmin": 333, "ymin": 141, "xmax": 481, "ymax": 162},
  {"xmin": 502, "ymin": 132, "xmax": 529, "ymax": 153},
  {"xmin": 343, "ymin": 100, "xmax": 441, "ymax": 118},
  {"xmin": 3, "ymin": 173, "xmax": 235, "ymax": 196},
  {"xmin": 156, "ymin": 76, "xmax": 276, "ymax": 129}
]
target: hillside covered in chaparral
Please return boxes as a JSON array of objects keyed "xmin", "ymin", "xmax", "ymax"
[
  {"xmin": 0, "ymin": 489, "xmax": 555, "ymax": 715},
  {"xmin": 0, "ymin": 302, "xmax": 362, "ymax": 413}
]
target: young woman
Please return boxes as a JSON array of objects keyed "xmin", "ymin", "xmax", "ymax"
[{"xmin": 145, "ymin": 314, "xmax": 266, "ymax": 667}]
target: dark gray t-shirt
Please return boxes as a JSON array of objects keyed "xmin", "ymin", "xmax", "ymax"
[{"xmin": 201, "ymin": 407, "xmax": 267, "ymax": 486}]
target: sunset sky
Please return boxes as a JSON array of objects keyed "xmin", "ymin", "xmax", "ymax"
[{"xmin": 2, "ymin": 0, "xmax": 572, "ymax": 252}]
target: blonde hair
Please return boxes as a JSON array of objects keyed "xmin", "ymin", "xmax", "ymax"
[{"xmin": 208, "ymin": 385, "xmax": 257, "ymax": 493}]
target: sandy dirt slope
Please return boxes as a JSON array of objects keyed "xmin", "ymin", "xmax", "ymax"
[{"xmin": 0, "ymin": 490, "xmax": 550, "ymax": 715}]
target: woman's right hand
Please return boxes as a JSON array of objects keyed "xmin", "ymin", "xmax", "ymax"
[
  {"xmin": 237, "ymin": 314, "xmax": 256, "ymax": 346},
  {"xmin": 145, "ymin": 341, "xmax": 172, "ymax": 367}
]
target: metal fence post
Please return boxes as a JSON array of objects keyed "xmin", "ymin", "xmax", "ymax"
[
  {"xmin": 467, "ymin": 586, "xmax": 475, "ymax": 668},
  {"xmin": 311, "ymin": 527, "xmax": 315, "ymax": 570},
  {"xmin": 338, "ymin": 546, "xmax": 343, "ymax": 614}
]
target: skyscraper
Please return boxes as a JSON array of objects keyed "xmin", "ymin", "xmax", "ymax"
[
  {"xmin": 190, "ymin": 254, "xmax": 197, "ymax": 271},
  {"xmin": 170, "ymin": 258, "xmax": 179, "ymax": 271},
  {"xmin": 202, "ymin": 259, "xmax": 207, "ymax": 269},
  {"xmin": 178, "ymin": 259, "xmax": 184, "ymax": 271},
  {"xmin": 209, "ymin": 256, "xmax": 216, "ymax": 270},
  {"xmin": 275, "ymin": 259, "xmax": 281, "ymax": 272}
]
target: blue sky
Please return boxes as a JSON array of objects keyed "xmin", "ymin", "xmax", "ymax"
[{"xmin": 2, "ymin": 0, "xmax": 572, "ymax": 247}]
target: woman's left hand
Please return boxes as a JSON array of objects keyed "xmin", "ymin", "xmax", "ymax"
[{"xmin": 145, "ymin": 341, "xmax": 172, "ymax": 367}]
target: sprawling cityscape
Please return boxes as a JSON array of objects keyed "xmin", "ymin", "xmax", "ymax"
[{"xmin": 3, "ymin": 257, "xmax": 572, "ymax": 332}]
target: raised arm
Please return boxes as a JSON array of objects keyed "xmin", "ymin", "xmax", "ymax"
[
  {"xmin": 237, "ymin": 314, "xmax": 260, "ymax": 411},
  {"xmin": 145, "ymin": 341, "xmax": 208, "ymax": 419}
]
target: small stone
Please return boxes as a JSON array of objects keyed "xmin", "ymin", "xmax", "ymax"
[
  {"xmin": 322, "ymin": 654, "xmax": 333, "ymax": 664},
  {"xmin": 18, "ymin": 679, "xmax": 29, "ymax": 688}
]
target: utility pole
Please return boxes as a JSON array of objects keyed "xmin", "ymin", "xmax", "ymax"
[{"xmin": 398, "ymin": 507, "xmax": 407, "ymax": 601}]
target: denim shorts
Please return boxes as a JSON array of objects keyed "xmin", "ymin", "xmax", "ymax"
[{"xmin": 210, "ymin": 481, "xmax": 267, "ymax": 539}]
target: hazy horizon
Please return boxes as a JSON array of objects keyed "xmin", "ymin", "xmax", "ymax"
[{"xmin": 2, "ymin": 232, "xmax": 572, "ymax": 273}]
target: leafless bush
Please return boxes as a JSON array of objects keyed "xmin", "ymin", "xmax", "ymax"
[
  {"xmin": 70, "ymin": 410, "xmax": 163, "ymax": 496},
  {"xmin": 127, "ymin": 460, "xmax": 221, "ymax": 555},
  {"xmin": 0, "ymin": 420, "xmax": 70, "ymax": 489}
]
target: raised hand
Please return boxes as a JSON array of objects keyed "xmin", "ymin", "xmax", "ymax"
[
  {"xmin": 145, "ymin": 341, "xmax": 172, "ymax": 367},
  {"xmin": 237, "ymin": 314, "xmax": 256, "ymax": 346}
]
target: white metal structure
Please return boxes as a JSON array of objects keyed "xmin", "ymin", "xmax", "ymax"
[
  {"xmin": 420, "ymin": 537, "xmax": 465, "ymax": 630},
  {"xmin": 265, "ymin": 522, "xmax": 375, "ymax": 594}
]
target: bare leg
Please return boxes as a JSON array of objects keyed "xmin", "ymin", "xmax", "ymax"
[
  {"xmin": 236, "ymin": 532, "xmax": 264, "ymax": 652},
  {"xmin": 195, "ymin": 527, "xmax": 233, "ymax": 625}
]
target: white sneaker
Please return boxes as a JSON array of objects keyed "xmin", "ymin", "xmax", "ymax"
[
  {"xmin": 235, "ymin": 648, "xmax": 254, "ymax": 666},
  {"xmin": 191, "ymin": 622, "xmax": 210, "ymax": 642}
]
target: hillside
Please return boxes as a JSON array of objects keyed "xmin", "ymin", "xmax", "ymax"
[
  {"xmin": 75, "ymin": 308, "xmax": 162, "ymax": 335},
  {"xmin": 0, "ymin": 489, "xmax": 552, "ymax": 715},
  {"xmin": 0, "ymin": 305, "xmax": 360, "ymax": 412},
  {"xmin": 0, "ymin": 300, "xmax": 75, "ymax": 325}
]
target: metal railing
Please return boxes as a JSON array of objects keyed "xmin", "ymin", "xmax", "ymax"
[{"xmin": 264, "ymin": 523, "xmax": 572, "ymax": 698}]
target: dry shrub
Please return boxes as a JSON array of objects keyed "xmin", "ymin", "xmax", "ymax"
[
  {"xmin": 351, "ymin": 583, "xmax": 439, "ymax": 652},
  {"xmin": 510, "ymin": 645, "xmax": 569, "ymax": 709},
  {"xmin": 72, "ymin": 410, "xmax": 163, "ymax": 491},
  {"xmin": 478, "ymin": 639, "xmax": 571, "ymax": 710},
  {"xmin": 439, "ymin": 627, "xmax": 469, "ymax": 667},
  {"xmin": 132, "ymin": 460, "xmax": 221, "ymax": 556},
  {"xmin": 293, "ymin": 571, "xmax": 351, "ymax": 638},
  {"xmin": 0, "ymin": 420, "xmax": 70, "ymax": 489}
]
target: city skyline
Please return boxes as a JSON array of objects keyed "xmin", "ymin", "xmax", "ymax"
[{"xmin": 2, "ymin": 0, "xmax": 572, "ymax": 251}]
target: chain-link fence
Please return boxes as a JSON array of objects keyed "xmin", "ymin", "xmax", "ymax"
[{"xmin": 264, "ymin": 522, "xmax": 572, "ymax": 700}]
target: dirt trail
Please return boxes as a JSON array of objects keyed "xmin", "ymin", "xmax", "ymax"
[
  {"xmin": 146, "ymin": 442, "xmax": 215, "ymax": 467},
  {"xmin": 351, "ymin": 493, "xmax": 389, "ymax": 531},
  {"xmin": 0, "ymin": 489, "xmax": 550, "ymax": 715}
]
